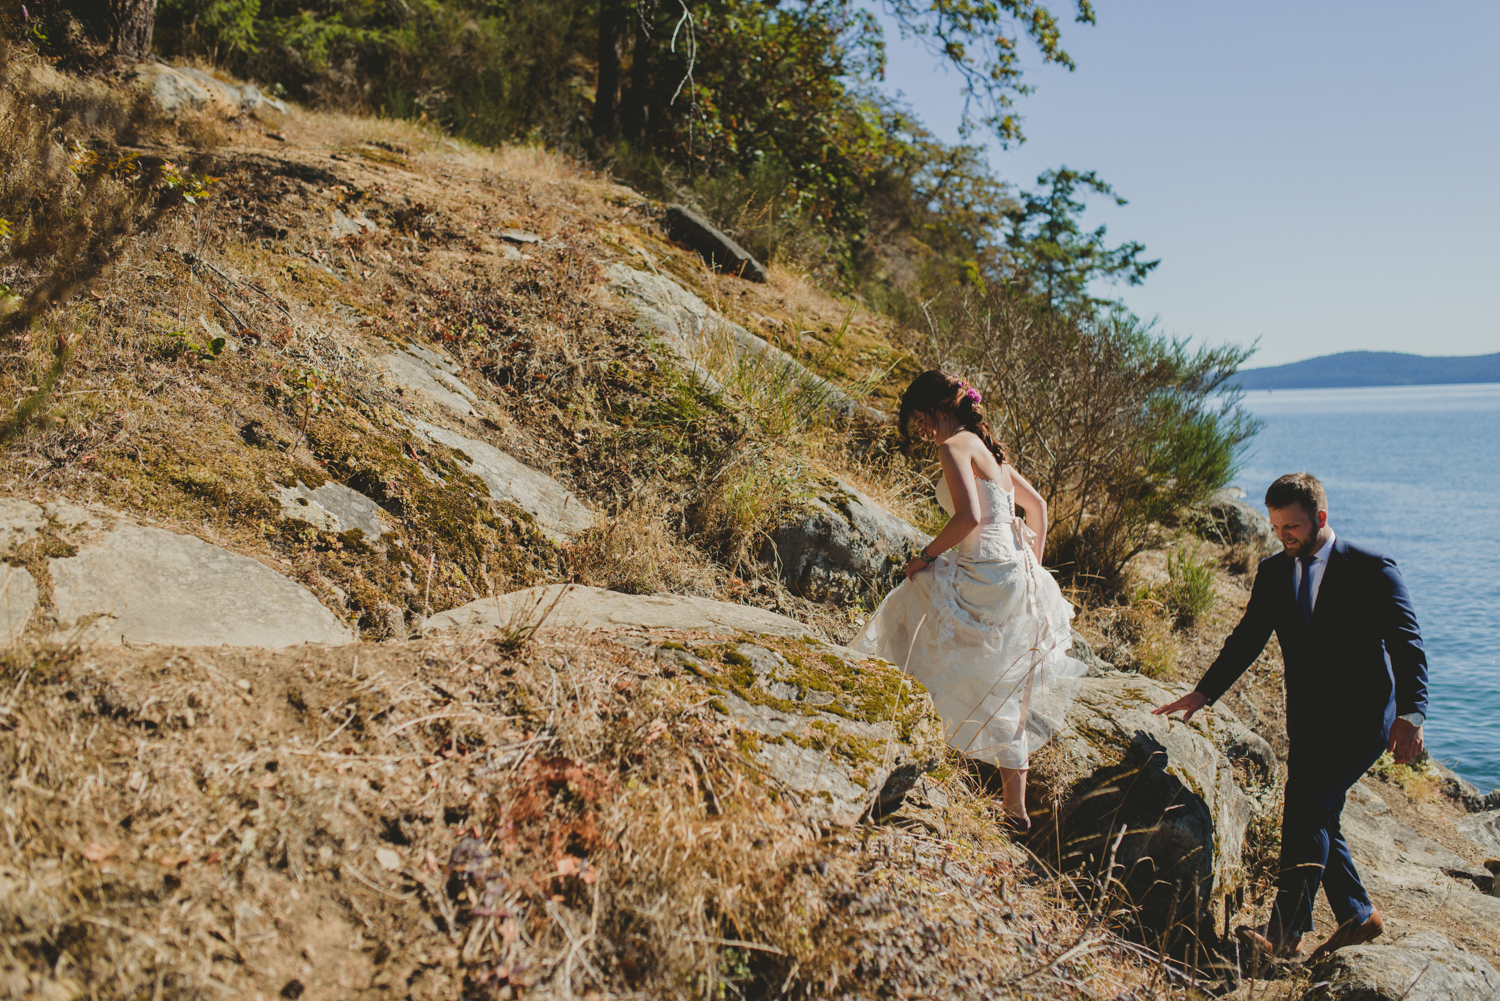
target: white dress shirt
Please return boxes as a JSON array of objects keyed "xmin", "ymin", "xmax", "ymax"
[{"xmin": 1291, "ymin": 531, "xmax": 1336, "ymax": 610}]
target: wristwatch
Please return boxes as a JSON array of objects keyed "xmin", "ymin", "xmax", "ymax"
[{"xmin": 1398, "ymin": 711, "xmax": 1425, "ymax": 728}]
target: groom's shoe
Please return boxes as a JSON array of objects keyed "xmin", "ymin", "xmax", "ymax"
[
  {"xmin": 1308, "ymin": 908, "xmax": 1383, "ymax": 961},
  {"xmin": 1235, "ymin": 923, "xmax": 1303, "ymax": 960}
]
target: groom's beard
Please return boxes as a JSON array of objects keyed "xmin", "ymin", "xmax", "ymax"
[{"xmin": 1282, "ymin": 528, "xmax": 1326, "ymax": 559}]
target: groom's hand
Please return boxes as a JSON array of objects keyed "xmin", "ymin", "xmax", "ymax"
[
  {"xmin": 1389, "ymin": 718, "xmax": 1425, "ymax": 765},
  {"xmin": 1152, "ymin": 691, "xmax": 1209, "ymax": 723}
]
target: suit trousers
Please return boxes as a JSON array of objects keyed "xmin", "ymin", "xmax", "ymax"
[{"xmin": 1271, "ymin": 736, "xmax": 1386, "ymax": 936}]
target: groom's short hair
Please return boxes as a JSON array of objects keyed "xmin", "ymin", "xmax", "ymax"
[{"xmin": 1265, "ymin": 472, "xmax": 1327, "ymax": 518}]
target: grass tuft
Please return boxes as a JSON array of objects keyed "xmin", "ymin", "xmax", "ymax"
[{"xmin": 1163, "ymin": 545, "xmax": 1217, "ymax": 627}]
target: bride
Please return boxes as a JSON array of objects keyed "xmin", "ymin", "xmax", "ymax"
[{"xmin": 850, "ymin": 370, "xmax": 1086, "ymax": 831}]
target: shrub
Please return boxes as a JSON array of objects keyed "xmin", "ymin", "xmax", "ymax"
[
  {"xmin": 1368, "ymin": 751, "xmax": 1440, "ymax": 803},
  {"xmin": 1164, "ymin": 545, "xmax": 1216, "ymax": 626},
  {"xmin": 931, "ymin": 294, "xmax": 1258, "ymax": 593}
]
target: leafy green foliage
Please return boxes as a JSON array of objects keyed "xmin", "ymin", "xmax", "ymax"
[
  {"xmin": 930, "ymin": 289, "xmax": 1259, "ymax": 590},
  {"xmin": 881, "ymin": 0, "xmax": 1095, "ymax": 142},
  {"xmin": 167, "ymin": 329, "xmax": 226, "ymax": 359},
  {"xmin": 1001, "ymin": 167, "xmax": 1158, "ymax": 309}
]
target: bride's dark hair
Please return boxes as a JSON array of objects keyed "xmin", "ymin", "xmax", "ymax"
[{"xmin": 898, "ymin": 369, "xmax": 1007, "ymax": 466}]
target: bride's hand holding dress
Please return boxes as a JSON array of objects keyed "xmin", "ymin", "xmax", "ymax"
[{"xmin": 851, "ymin": 433, "xmax": 1085, "ymax": 773}]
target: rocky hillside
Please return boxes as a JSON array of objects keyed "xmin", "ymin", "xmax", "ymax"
[{"xmin": 3, "ymin": 57, "xmax": 1499, "ymax": 1001}]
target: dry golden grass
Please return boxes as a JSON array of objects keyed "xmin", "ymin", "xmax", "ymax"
[
  {"xmin": 563, "ymin": 491, "xmax": 725, "ymax": 597},
  {"xmin": 0, "ymin": 629, "xmax": 1213, "ymax": 1000}
]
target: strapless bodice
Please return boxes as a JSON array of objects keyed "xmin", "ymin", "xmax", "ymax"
[{"xmin": 934, "ymin": 476, "xmax": 1031, "ymax": 562}]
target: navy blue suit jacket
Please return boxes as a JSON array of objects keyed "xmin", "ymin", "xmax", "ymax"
[{"xmin": 1195, "ymin": 537, "xmax": 1428, "ymax": 754}]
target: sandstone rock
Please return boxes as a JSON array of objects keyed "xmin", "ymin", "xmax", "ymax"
[
  {"xmin": 275, "ymin": 480, "xmax": 388, "ymax": 541},
  {"xmin": 174, "ymin": 66, "xmax": 289, "ymax": 114},
  {"xmin": 1455, "ymin": 810, "xmax": 1500, "ymax": 857},
  {"xmin": 1339, "ymin": 784, "xmax": 1500, "ymax": 925},
  {"xmin": 606, "ymin": 265, "xmax": 884, "ymax": 423},
  {"xmin": 1, "ymin": 565, "xmax": 37, "ymax": 643},
  {"xmin": 662, "ymin": 205, "xmax": 769, "ymax": 282},
  {"xmin": 234, "ymin": 81, "xmax": 289, "ymax": 116},
  {"xmin": 0, "ymin": 497, "xmax": 45, "ymax": 554},
  {"xmin": 330, "ymin": 209, "xmax": 377, "ymax": 239},
  {"xmin": 1067, "ymin": 630, "xmax": 1114, "ymax": 677},
  {"xmin": 131, "ymin": 64, "xmax": 289, "ymax": 116},
  {"xmin": 770, "ymin": 478, "xmax": 927, "ymax": 603},
  {"xmin": 412, "ymin": 422, "xmax": 593, "ymax": 536},
  {"xmin": 42, "ymin": 500, "xmax": 103, "ymax": 532},
  {"xmin": 424, "ymin": 584, "xmax": 816, "ymax": 638},
  {"xmin": 131, "ymin": 63, "xmax": 212, "ymax": 114},
  {"xmin": 376, "ymin": 345, "xmax": 478, "ymax": 416},
  {"xmin": 658, "ymin": 639, "xmax": 944, "ymax": 825},
  {"xmin": 1303, "ymin": 931, "xmax": 1500, "ymax": 1001},
  {"xmin": 1193, "ymin": 488, "xmax": 1279, "ymax": 552},
  {"xmin": 50, "ymin": 523, "xmax": 353, "ymax": 648},
  {"xmin": 1030, "ymin": 674, "xmax": 1277, "ymax": 943},
  {"xmin": 495, "ymin": 229, "xmax": 541, "ymax": 244}
]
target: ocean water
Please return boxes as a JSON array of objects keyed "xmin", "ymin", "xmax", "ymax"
[{"xmin": 1233, "ymin": 382, "xmax": 1500, "ymax": 793}]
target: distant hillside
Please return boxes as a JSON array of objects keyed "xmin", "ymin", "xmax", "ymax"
[{"xmin": 1234, "ymin": 350, "xmax": 1500, "ymax": 390}]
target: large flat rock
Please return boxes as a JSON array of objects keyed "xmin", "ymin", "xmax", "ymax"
[
  {"xmin": 51, "ymin": 523, "xmax": 354, "ymax": 648},
  {"xmin": 1337, "ymin": 782, "xmax": 1500, "ymax": 947},
  {"xmin": 662, "ymin": 205, "xmax": 768, "ymax": 282},
  {"xmin": 1454, "ymin": 810, "xmax": 1500, "ymax": 857},
  {"xmin": 0, "ymin": 497, "xmax": 45, "ymax": 554},
  {"xmin": 276, "ymin": 480, "xmax": 388, "ymax": 540},
  {"xmin": 656, "ymin": 639, "xmax": 944, "ymax": 826},
  {"xmin": 606, "ymin": 265, "xmax": 885, "ymax": 423},
  {"xmin": 771, "ymin": 478, "xmax": 927, "ymax": 604},
  {"xmin": 1304, "ymin": 931, "xmax": 1500, "ymax": 1001},
  {"xmin": 424, "ymin": 584, "xmax": 815, "ymax": 638},
  {"xmin": 129, "ymin": 63, "xmax": 287, "ymax": 116},
  {"xmin": 413, "ymin": 422, "xmax": 592, "ymax": 536},
  {"xmin": 376, "ymin": 344, "xmax": 479, "ymax": 416}
]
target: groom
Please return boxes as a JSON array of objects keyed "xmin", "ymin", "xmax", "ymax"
[{"xmin": 1154, "ymin": 473, "xmax": 1428, "ymax": 961}]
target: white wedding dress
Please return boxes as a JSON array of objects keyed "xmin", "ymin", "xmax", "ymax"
[{"xmin": 850, "ymin": 475, "xmax": 1086, "ymax": 769}]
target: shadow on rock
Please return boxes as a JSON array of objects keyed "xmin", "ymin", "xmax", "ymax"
[{"xmin": 1030, "ymin": 730, "xmax": 1217, "ymax": 957}]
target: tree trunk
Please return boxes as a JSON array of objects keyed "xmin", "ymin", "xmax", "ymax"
[
  {"xmin": 621, "ymin": 15, "xmax": 653, "ymax": 143},
  {"xmin": 592, "ymin": 0, "xmax": 625, "ymax": 141},
  {"xmin": 112, "ymin": 0, "xmax": 156, "ymax": 61}
]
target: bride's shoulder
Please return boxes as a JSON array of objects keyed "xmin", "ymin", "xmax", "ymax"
[{"xmin": 942, "ymin": 428, "xmax": 985, "ymax": 451}]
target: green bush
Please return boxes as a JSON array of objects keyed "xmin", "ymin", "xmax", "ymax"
[
  {"xmin": 931, "ymin": 294, "xmax": 1258, "ymax": 592},
  {"xmin": 1164, "ymin": 545, "xmax": 1215, "ymax": 626}
]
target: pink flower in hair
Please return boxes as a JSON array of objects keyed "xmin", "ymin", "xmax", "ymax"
[{"xmin": 958, "ymin": 379, "xmax": 982, "ymax": 405}]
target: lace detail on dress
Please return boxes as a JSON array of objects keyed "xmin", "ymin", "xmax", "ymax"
[{"xmin": 933, "ymin": 476, "xmax": 1034, "ymax": 564}]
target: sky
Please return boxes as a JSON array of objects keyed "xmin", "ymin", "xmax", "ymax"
[{"xmin": 874, "ymin": 1, "xmax": 1500, "ymax": 367}]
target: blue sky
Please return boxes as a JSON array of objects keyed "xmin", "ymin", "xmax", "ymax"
[{"xmin": 874, "ymin": 1, "xmax": 1500, "ymax": 367}]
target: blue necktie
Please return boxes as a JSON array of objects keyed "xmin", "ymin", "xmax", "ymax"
[{"xmin": 1298, "ymin": 555, "xmax": 1316, "ymax": 628}]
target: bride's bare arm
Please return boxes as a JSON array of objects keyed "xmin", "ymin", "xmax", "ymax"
[
  {"xmin": 903, "ymin": 440, "xmax": 981, "ymax": 579},
  {"xmin": 1007, "ymin": 465, "xmax": 1048, "ymax": 562}
]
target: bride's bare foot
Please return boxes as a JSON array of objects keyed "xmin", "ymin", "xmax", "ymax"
[
  {"xmin": 998, "ymin": 766, "xmax": 1030, "ymax": 834},
  {"xmin": 1000, "ymin": 812, "xmax": 1031, "ymax": 835}
]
